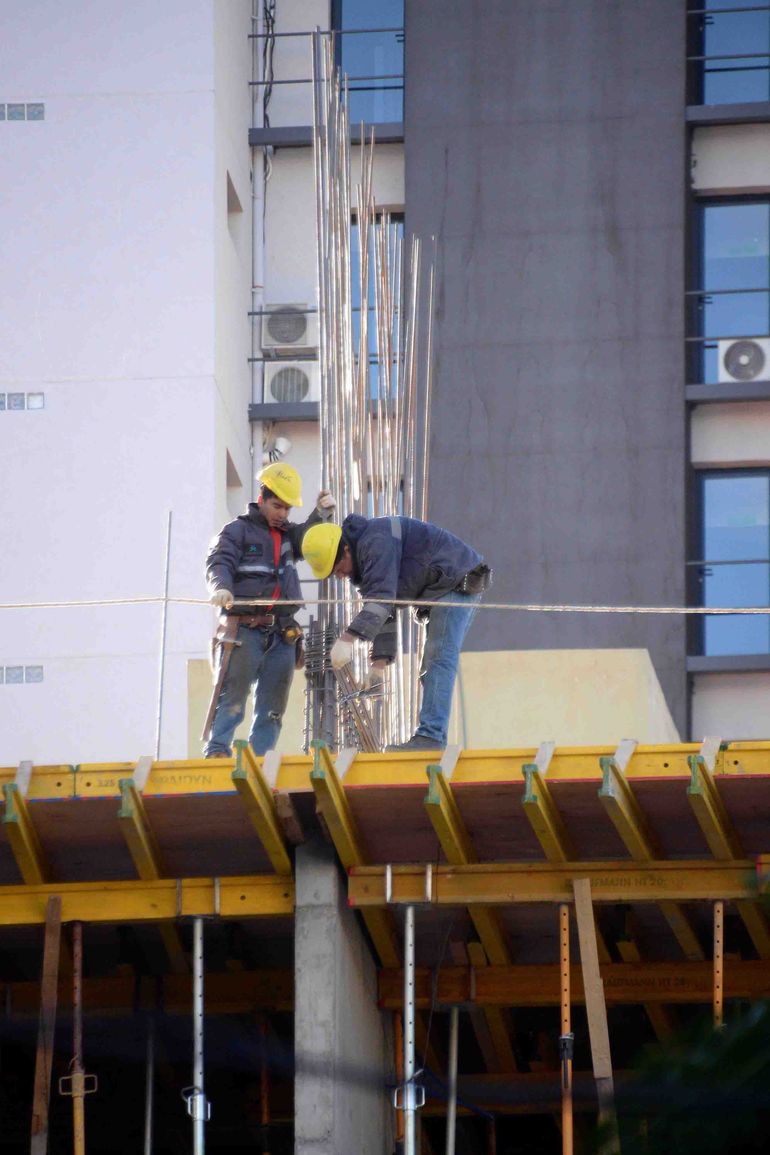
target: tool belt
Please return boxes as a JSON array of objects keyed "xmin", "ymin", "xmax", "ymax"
[
  {"xmin": 454, "ymin": 563, "xmax": 492, "ymax": 596},
  {"xmin": 225, "ymin": 612, "xmax": 276, "ymax": 629}
]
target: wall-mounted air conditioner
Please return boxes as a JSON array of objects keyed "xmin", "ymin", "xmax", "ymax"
[
  {"xmin": 718, "ymin": 338, "xmax": 770, "ymax": 384},
  {"xmin": 261, "ymin": 304, "xmax": 319, "ymax": 357},
  {"xmin": 263, "ymin": 361, "xmax": 320, "ymax": 405}
]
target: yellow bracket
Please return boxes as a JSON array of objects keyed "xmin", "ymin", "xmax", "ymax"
[
  {"xmin": 2, "ymin": 783, "xmax": 47, "ymax": 884},
  {"xmin": 310, "ymin": 742, "xmax": 399, "ymax": 967},
  {"xmin": 424, "ymin": 765, "xmax": 476, "ymax": 865},
  {"xmin": 521, "ymin": 763, "xmax": 575, "ymax": 863},
  {"xmin": 233, "ymin": 742, "xmax": 292, "ymax": 876},
  {"xmin": 118, "ymin": 779, "xmax": 165, "ymax": 881},
  {"xmin": 598, "ymin": 756, "xmax": 655, "ymax": 860}
]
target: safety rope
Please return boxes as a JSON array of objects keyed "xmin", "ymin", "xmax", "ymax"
[{"xmin": 0, "ymin": 595, "xmax": 768, "ymax": 615}]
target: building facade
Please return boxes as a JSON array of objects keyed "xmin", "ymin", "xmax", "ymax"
[{"xmin": 1, "ymin": 0, "xmax": 768, "ymax": 767}]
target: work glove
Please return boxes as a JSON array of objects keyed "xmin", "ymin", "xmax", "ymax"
[
  {"xmin": 211, "ymin": 589, "xmax": 234, "ymax": 609},
  {"xmin": 330, "ymin": 637, "xmax": 354, "ymax": 669},
  {"xmin": 316, "ymin": 491, "xmax": 336, "ymax": 518},
  {"xmin": 366, "ymin": 665, "xmax": 386, "ymax": 693}
]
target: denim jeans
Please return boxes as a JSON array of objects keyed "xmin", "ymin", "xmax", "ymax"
[
  {"xmin": 204, "ymin": 625, "xmax": 296, "ymax": 757},
  {"xmin": 416, "ymin": 589, "xmax": 481, "ymax": 745}
]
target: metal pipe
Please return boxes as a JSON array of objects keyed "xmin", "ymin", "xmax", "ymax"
[
  {"xmin": 404, "ymin": 904, "xmax": 417, "ymax": 1155},
  {"xmin": 714, "ymin": 899, "xmax": 724, "ymax": 1029},
  {"xmin": 155, "ymin": 510, "xmax": 172, "ymax": 760},
  {"xmin": 560, "ymin": 903, "xmax": 573, "ymax": 1155},
  {"xmin": 190, "ymin": 917, "xmax": 208, "ymax": 1154},
  {"xmin": 72, "ymin": 922, "xmax": 86, "ymax": 1155},
  {"xmin": 445, "ymin": 1005, "xmax": 459, "ymax": 1155},
  {"xmin": 144, "ymin": 1015, "xmax": 155, "ymax": 1155}
]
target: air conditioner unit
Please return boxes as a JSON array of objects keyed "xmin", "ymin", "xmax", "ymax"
[
  {"xmin": 263, "ymin": 361, "xmax": 320, "ymax": 405},
  {"xmin": 261, "ymin": 304, "xmax": 319, "ymax": 357},
  {"xmin": 718, "ymin": 337, "xmax": 770, "ymax": 384}
]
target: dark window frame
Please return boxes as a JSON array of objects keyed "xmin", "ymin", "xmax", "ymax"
[
  {"xmin": 689, "ymin": 465, "xmax": 770, "ymax": 657},
  {"xmin": 686, "ymin": 1, "xmax": 770, "ymax": 106},
  {"xmin": 330, "ymin": 0, "xmax": 405, "ymax": 125}
]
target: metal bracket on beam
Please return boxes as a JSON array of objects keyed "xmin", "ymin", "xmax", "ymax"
[
  {"xmin": 133, "ymin": 755, "xmax": 153, "ymax": 793},
  {"xmin": 440, "ymin": 745, "xmax": 462, "ymax": 781},
  {"xmin": 384, "ymin": 863, "xmax": 434, "ymax": 905},
  {"xmin": 699, "ymin": 735, "xmax": 723, "ymax": 775},
  {"xmin": 15, "ymin": 761, "xmax": 33, "ymax": 799}
]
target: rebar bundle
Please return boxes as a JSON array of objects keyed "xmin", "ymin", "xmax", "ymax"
[{"xmin": 308, "ymin": 32, "xmax": 435, "ymax": 751}]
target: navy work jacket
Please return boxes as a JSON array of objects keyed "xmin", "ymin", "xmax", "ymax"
[
  {"xmin": 342, "ymin": 514, "xmax": 482, "ymax": 660},
  {"xmin": 206, "ymin": 503, "xmax": 323, "ymax": 615}
]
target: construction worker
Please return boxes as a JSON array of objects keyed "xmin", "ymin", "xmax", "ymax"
[
  {"xmin": 203, "ymin": 463, "xmax": 335, "ymax": 757},
  {"xmin": 302, "ymin": 514, "xmax": 491, "ymax": 751}
]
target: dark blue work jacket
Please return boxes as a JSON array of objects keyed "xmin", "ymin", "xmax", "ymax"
[{"xmin": 342, "ymin": 514, "xmax": 482, "ymax": 660}]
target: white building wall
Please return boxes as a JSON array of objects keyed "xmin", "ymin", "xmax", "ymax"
[
  {"xmin": 0, "ymin": 0, "xmax": 254, "ymax": 764},
  {"xmin": 691, "ymin": 402, "xmax": 770, "ymax": 467},
  {"xmin": 691, "ymin": 124, "xmax": 770, "ymax": 195},
  {"xmin": 691, "ymin": 673, "xmax": 770, "ymax": 740}
]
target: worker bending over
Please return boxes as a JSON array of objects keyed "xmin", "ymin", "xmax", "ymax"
[
  {"xmin": 203, "ymin": 463, "xmax": 335, "ymax": 757},
  {"xmin": 302, "ymin": 514, "xmax": 490, "ymax": 751}
]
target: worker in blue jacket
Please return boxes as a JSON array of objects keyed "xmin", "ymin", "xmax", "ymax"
[
  {"xmin": 204, "ymin": 462, "xmax": 335, "ymax": 757},
  {"xmin": 302, "ymin": 514, "xmax": 491, "ymax": 751}
]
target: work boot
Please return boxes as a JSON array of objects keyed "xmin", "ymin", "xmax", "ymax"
[
  {"xmin": 385, "ymin": 734, "xmax": 444, "ymax": 753},
  {"xmin": 204, "ymin": 751, "xmax": 231, "ymax": 759}
]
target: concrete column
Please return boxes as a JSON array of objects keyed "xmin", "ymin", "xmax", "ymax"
[{"xmin": 294, "ymin": 839, "xmax": 394, "ymax": 1155}]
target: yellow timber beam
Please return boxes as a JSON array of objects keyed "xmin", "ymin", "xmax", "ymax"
[
  {"xmin": 310, "ymin": 742, "xmax": 399, "ymax": 968},
  {"xmin": 3, "ymin": 742, "xmax": 770, "ymax": 799},
  {"xmin": 2, "ymin": 783, "xmax": 48, "ymax": 884},
  {"xmin": 424, "ymin": 765, "xmax": 518, "ymax": 1072},
  {"xmin": 378, "ymin": 959, "xmax": 770, "ymax": 1007},
  {"xmin": 117, "ymin": 779, "xmax": 165, "ymax": 881},
  {"xmin": 687, "ymin": 752, "xmax": 770, "ymax": 958},
  {"xmin": 0, "ymin": 875, "xmax": 293, "ymax": 926},
  {"xmin": 349, "ymin": 859, "xmax": 762, "ymax": 907},
  {"xmin": 598, "ymin": 754, "xmax": 705, "ymax": 961},
  {"xmin": 117, "ymin": 775, "xmax": 189, "ymax": 974},
  {"xmin": 232, "ymin": 742, "xmax": 292, "ymax": 876}
]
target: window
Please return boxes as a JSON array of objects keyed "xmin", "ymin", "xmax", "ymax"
[
  {"xmin": 692, "ymin": 470, "xmax": 770, "ymax": 655},
  {"xmin": 333, "ymin": 0, "xmax": 404, "ymax": 124},
  {"xmin": 350, "ymin": 214, "xmax": 404, "ymax": 398},
  {"xmin": 688, "ymin": 0, "xmax": 770, "ymax": 105},
  {"xmin": 688, "ymin": 200, "xmax": 770, "ymax": 386}
]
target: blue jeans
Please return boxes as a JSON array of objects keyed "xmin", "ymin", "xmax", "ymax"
[
  {"xmin": 204, "ymin": 625, "xmax": 296, "ymax": 757},
  {"xmin": 416, "ymin": 590, "xmax": 481, "ymax": 745}
]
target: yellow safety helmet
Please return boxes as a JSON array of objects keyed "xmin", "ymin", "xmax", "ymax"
[
  {"xmin": 257, "ymin": 462, "xmax": 303, "ymax": 507},
  {"xmin": 302, "ymin": 522, "xmax": 342, "ymax": 579}
]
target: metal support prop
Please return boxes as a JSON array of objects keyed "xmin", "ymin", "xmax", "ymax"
[
  {"xmin": 184, "ymin": 917, "xmax": 210, "ymax": 1153},
  {"xmin": 559, "ymin": 903, "xmax": 574, "ymax": 1155},
  {"xmin": 396, "ymin": 904, "xmax": 425, "ymax": 1155},
  {"xmin": 445, "ymin": 1005, "xmax": 459, "ymax": 1155},
  {"xmin": 58, "ymin": 922, "xmax": 97, "ymax": 1155},
  {"xmin": 144, "ymin": 1015, "xmax": 155, "ymax": 1155},
  {"xmin": 714, "ymin": 900, "xmax": 724, "ymax": 1028}
]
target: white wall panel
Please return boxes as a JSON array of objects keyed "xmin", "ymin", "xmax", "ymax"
[
  {"xmin": 692, "ymin": 124, "xmax": 770, "ymax": 195},
  {"xmin": 691, "ymin": 402, "xmax": 770, "ymax": 466},
  {"xmin": 691, "ymin": 672, "xmax": 770, "ymax": 740}
]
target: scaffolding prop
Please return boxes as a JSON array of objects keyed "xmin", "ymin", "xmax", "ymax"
[
  {"xmin": 58, "ymin": 922, "xmax": 97, "ymax": 1155},
  {"xmin": 182, "ymin": 917, "xmax": 211, "ymax": 1154},
  {"xmin": 308, "ymin": 29, "xmax": 436, "ymax": 752}
]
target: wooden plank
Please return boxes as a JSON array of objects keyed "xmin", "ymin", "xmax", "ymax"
[
  {"xmin": 30, "ymin": 895, "xmax": 62, "ymax": 1154},
  {"xmin": 573, "ymin": 879, "xmax": 618, "ymax": 1147}
]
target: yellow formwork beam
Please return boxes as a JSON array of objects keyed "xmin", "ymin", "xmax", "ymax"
[
  {"xmin": 2, "ymin": 743, "xmax": 770, "ymax": 800},
  {"xmin": 0, "ymin": 875, "xmax": 293, "ymax": 927},
  {"xmin": 310, "ymin": 742, "xmax": 400, "ymax": 968},
  {"xmin": 2, "ymin": 783, "xmax": 48, "ymax": 884},
  {"xmin": 117, "ymin": 779, "xmax": 165, "ymax": 881},
  {"xmin": 424, "ymin": 766, "xmax": 518, "ymax": 1072},
  {"xmin": 349, "ymin": 859, "xmax": 761, "ymax": 907},
  {"xmin": 521, "ymin": 761, "xmax": 576, "ymax": 866},
  {"xmin": 687, "ymin": 753, "xmax": 770, "ymax": 959},
  {"xmin": 232, "ymin": 742, "xmax": 292, "ymax": 876},
  {"xmin": 599, "ymin": 755, "xmax": 705, "ymax": 961},
  {"xmin": 377, "ymin": 958, "xmax": 770, "ymax": 1008}
]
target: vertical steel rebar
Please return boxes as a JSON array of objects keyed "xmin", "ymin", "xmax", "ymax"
[
  {"xmin": 155, "ymin": 509, "xmax": 172, "ymax": 760},
  {"xmin": 445, "ymin": 1005, "xmax": 459, "ymax": 1155}
]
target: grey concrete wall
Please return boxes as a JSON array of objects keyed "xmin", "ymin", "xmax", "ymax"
[
  {"xmin": 405, "ymin": 0, "xmax": 688, "ymax": 730},
  {"xmin": 294, "ymin": 839, "xmax": 394, "ymax": 1155}
]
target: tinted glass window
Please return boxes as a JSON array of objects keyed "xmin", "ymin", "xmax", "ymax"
[
  {"xmin": 690, "ymin": 0, "xmax": 770, "ymax": 104},
  {"xmin": 694, "ymin": 202, "xmax": 770, "ymax": 384},
  {"xmin": 697, "ymin": 471, "xmax": 770, "ymax": 654},
  {"xmin": 336, "ymin": 0, "xmax": 404, "ymax": 123}
]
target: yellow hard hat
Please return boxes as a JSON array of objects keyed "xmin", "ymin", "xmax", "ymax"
[
  {"xmin": 257, "ymin": 462, "xmax": 303, "ymax": 507},
  {"xmin": 302, "ymin": 523, "xmax": 342, "ymax": 579}
]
